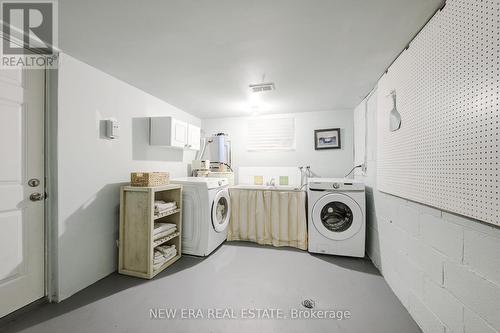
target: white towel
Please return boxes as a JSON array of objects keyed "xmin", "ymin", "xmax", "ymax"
[
  {"xmin": 154, "ymin": 200, "xmax": 176, "ymax": 207},
  {"xmin": 154, "ymin": 251, "xmax": 175, "ymax": 264},
  {"xmin": 156, "ymin": 243, "xmax": 175, "ymax": 250},
  {"xmin": 156, "ymin": 244, "xmax": 176, "ymax": 256},
  {"xmin": 153, "ymin": 223, "xmax": 176, "ymax": 235},
  {"xmin": 155, "ymin": 244, "xmax": 175, "ymax": 254},
  {"xmin": 156, "ymin": 245, "xmax": 175, "ymax": 256},
  {"xmin": 153, "ymin": 245, "xmax": 177, "ymax": 269},
  {"xmin": 153, "ymin": 227, "xmax": 177, "ymax": 240},
  {"xmin": 153, "ymin": 253, "xmax": 175, "ymax": 270},
  {"xmin": 155, "ymin": 203, "xmax": 176, "ymax": 211},
  {"xmin": 154, "ymin": 201, "xmax": 177, "ymax": 213}
]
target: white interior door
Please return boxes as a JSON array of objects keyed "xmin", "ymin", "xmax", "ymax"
[{"xmin": 0, "ymin": 68, "xmax": 45, "ymax": 317}]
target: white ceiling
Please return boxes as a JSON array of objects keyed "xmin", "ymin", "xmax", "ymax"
[{"xmin": 59, "ymin": 0, "xmax": 443, "ymax": 118}]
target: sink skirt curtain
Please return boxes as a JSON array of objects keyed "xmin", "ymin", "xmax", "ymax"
[{"xmin": 228, "ymin": 189, "xmax": 307, "ymax": 250}]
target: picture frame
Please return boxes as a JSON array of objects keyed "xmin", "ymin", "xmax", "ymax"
[{"xmin": 314, "ymin": 128, "xmax": 341, "ymax": 150}]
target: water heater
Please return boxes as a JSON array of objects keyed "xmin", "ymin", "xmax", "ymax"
[{"xmin": 201, "ymin": 133, "xmax": 231, "ymax": 167}]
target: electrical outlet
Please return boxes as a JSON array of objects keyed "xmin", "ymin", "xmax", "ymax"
[{"xmin": 361, "ymin": 162, "xmax": 367, "ymax": 174}]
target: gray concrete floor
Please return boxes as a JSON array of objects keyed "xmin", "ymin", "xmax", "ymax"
[{"xmin": 0, "ymin": 242, "xmax": 421, "ymax": 333}]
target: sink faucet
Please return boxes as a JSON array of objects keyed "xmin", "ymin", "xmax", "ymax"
[{"xmin": 267, "ymin": 178, "xmax": 276, "ymax": 186}]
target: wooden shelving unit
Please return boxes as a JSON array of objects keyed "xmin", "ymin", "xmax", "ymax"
[{"xmin": 118, "ymin": 184, "xmax": 182, "ymax": 279}]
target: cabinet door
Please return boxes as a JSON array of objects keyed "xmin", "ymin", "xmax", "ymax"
[
  {"xmin": 171, "ymin": 119, "xmax": 188, "ymax": 148},
  {"xmin": 187, "ymin": 124, "xmax": 201, "ymax": 150}
]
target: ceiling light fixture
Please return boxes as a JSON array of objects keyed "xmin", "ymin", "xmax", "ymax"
[
  {"xmin": 249, "ymin": 82, "xmax": 275, "ymax": 93},
  {"xmin": 249, "ymin": 73, "xmax": 275, "ymax": 93}
]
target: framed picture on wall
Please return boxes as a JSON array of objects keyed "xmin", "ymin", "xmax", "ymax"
[{"xmin": 314, "ymin": 128, "xmax": 341, "ymax": 150}]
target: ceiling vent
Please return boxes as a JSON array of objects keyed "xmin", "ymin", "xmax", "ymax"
[{"xmin": 249, "ymin": 82, "xmax": 275, "ymax": 93}]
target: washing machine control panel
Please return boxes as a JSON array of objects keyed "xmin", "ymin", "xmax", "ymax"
[{"xmin": 308, "ymin": 178, "xmax": 365, "ymax": 191}]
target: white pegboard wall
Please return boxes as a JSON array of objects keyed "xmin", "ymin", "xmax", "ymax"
[{"xmin": 377, "ymin": 0, "xmax": 500, "ymax": 225}]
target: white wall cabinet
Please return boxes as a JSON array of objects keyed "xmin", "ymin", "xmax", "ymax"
[
  {"xmin": 187, "ymin": 124, "xmax": 201, "ymax": 150},
  {"xmin": 150, "ymin": 117, "xmax": 200, "ymax": 150},
  {"xmin": 171, "ymin": 118, "xmax": 188, "ymax": 148}
]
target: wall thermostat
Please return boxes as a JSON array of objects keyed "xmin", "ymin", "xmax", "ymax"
[{"xmin": 105, "ymin": 119, "xmax": 120, "ymax": 139}]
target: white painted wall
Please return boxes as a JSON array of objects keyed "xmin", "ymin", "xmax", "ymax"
[
  {"xmin": 202, "ymin": 110, "xmax": 354, "ymax": 180},
  {"xmin": 53, "ymin": 53, "xmax": 200, "ymax": 300},
  {"xmin": 354, "ymin": 89, "xmax": 500, "ymax": 333}
]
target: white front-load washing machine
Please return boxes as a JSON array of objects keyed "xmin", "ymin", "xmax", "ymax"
[
  {"xmin": 171, "ymin": 177, "xmax": 230, "ymax": 256},
  {"xmin": 307, "ymin": 178, "xmax": 365, "ymax": 257}
]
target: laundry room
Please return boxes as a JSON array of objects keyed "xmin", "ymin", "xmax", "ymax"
[{"xmin": 0, "ymin": 1, "xmax": 499, "ymax": 333}]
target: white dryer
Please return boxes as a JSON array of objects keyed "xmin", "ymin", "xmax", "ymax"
[
  {"xmin": 171, "ymin": 177, "xmax": 230, "ymax": 256},
  {"xmin": 307, "ymin": 178, "xmax": 365, "ymax": 257}
]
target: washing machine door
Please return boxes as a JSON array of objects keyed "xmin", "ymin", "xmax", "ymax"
[
  {"xmin": 312, "ymin": 193, "xmax": 363, "ymax": 240},
  {"xmin": 212, "ymin": 188, "xmax": 231, "ymax": 233}
]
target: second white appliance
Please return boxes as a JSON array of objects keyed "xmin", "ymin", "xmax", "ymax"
[
  {"xmin": 307, "ymin": 178, "xmax": 366, "ymax": 257},
  {"xmin": 199, "ymin": 133, "xmax": 232, "ymax": 168},
  {"xmin": 171, "ymin": 177, "xmax": 231, "ymax": 256}
]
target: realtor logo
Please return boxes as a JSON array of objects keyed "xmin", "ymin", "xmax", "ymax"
[{"xmin": 1, "ymin": 0, "xmax": 57, "ymax": 68}]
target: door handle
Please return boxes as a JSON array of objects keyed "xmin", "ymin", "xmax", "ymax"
[{"xmin": 30, "ymin": 192, "xmax": 46, "ymax": 201}]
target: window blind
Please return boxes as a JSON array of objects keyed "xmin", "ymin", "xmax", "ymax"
[{"xmin": 247, "ymin": 117, "xmax": 295, "ymax": 151}]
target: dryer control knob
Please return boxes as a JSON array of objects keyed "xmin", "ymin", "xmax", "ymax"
[
  {"xmin": 218, "ymin": 181, "xmax": 223, "ymax": 186},
  {"xmin": 333, "ymin": 183, "xmax": 340, "ymax": 189}
]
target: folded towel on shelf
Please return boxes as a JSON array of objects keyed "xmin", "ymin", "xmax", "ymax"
[
  {"xmin": 156, "ymin": 244, "xmax": 176, "ymax": 256},
  {"xmin": 155, "ymin": 245, "xmax": 176, "ymax": 257},
  {"xmin": 153, "ymin": 245, "xmax": 177, "ymax": 269},
  {"xmin": 154, "ymin": 254, "xmax": 166, "ymax": 261},
  {"xmin": 155, "ymin": 204, "xmax": 177, "ymax": 213},
  {"xmin": 157, "ymin": 244, "xmax": 176, "ymax": 251},
  {"xmin": 155, "ymin": 246, "xmax": 177, "ymax": 257},
  {"xmin": 153, "ymin": 222, "xmax": 176, "ymax": 235},
  {"xmin": 153, "ymin": 252, "xmax": 175, "ymax": 270},
  {"xmin": 153, "ymin": 227, "xmax": 177, "ymax": 241},
  {"xmin": 154, "ymin": 200, "xmax": 177, "ymax": 214},
  {"xmin": 153, "ymin": 252, "xmax": 175, "ymax": 265},
  {"xmin": 154, "ymin": 200, "xmax": 176, "ymax": 207}
]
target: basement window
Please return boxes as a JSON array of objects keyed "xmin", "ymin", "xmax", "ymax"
[{"xmin": 247, "ymin": 117, "xmax": 295, "ymax": 151}]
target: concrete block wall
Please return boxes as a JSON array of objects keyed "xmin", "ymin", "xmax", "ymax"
[
  {"xmin": 366, "ymin": 188, "xmax": 500, "ymax": 333},
  {"xmin": 365, "ymin": 189, "xmax": 500, "ymax": 333},
  {"xmin": 354, "ymin": 89, "xmax": 500, "ymax": 333}
]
